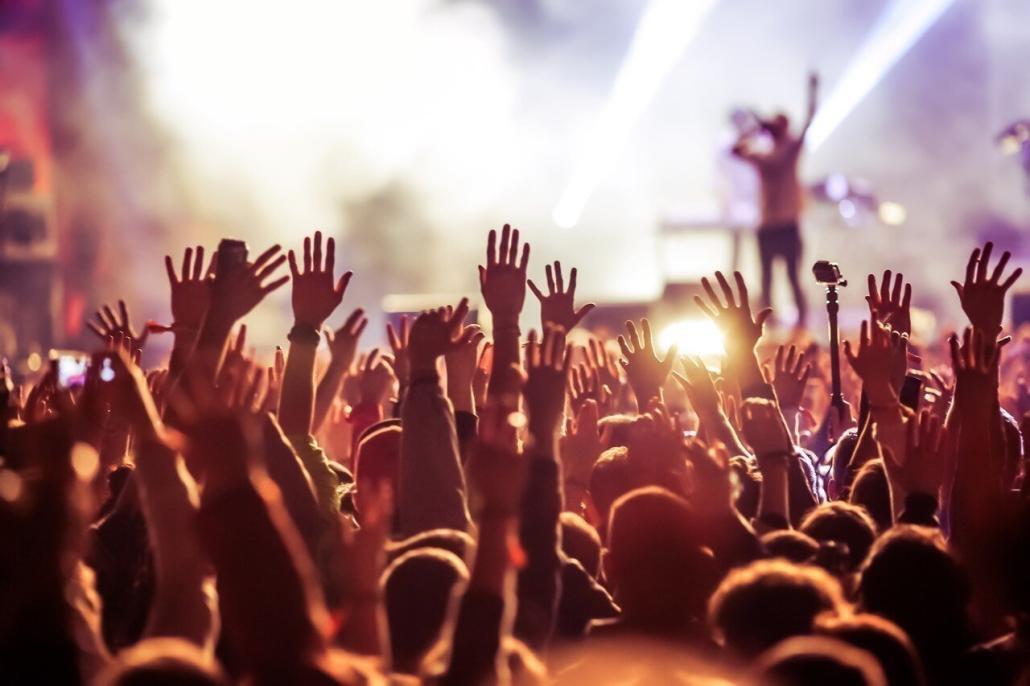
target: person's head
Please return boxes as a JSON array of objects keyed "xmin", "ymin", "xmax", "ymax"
[
  {"xmin": 858, "ymin": 525, "xmax": 972, "ymax": 663},
  {"xmin": 761, "ymin": 113, "xmax": 791, "ymax": 141},
  {"xmin": 383, "ymin": 548, "xmax": 469, "ymax": 674},
  {"xmin": 560, "ymin": 511, "xmax": 602, "ymax": 578},
  {"xmin": 589, "ymin": 446, "xmax": 636, "ymax": 532},
  {"xmin": 815, "ymin": 613, "xmax": 926, "ymax": 686},
  {"xmin": 353, "ymin": 424, "xmax": 402, "ymax": 517},
  {"xmin": 800, "ymin": 501, "xmax": 878, "ymax": 571},
  {"xmin": 605, "ymin": 487, "xmax": 717, "ymax": 626},
  {"xmin": 761, "ymin": 529, "xmax": 819, "ymax": 564},
  {"xmin": 95, "ymin": 638, "xmax": 229, "ymax": 686},
  {"xmin": 753, "ymin": 635, "xmax": 887, "ymax": 686},
  {"xmin": 849, "ymin": 460, "xmax": 893, "ymax": 533},
  {"xmin": 598, "ymin": 414, "xmax": 637, "ymax": 450},
  {"xmin": 386, "ymin": 528, "xmax": 475, "ymax": 563},
  {"xmin": 708, "ymin": 559, "xmax": 848, "ymax": 658}
]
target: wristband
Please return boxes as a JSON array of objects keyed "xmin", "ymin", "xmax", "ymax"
[{"xmin": 287, "ymin": 323, "xmax": 321, "ymax": 346}]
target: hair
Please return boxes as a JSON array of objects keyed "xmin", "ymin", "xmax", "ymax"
[
  {"xmin": 799, "ymin": 501, "xmax": 878, "ymax": 570},
  {"xmin": 761, "ymin": 529, "xmax": 819, "ymax": 564},
  {"xmin": 95, "ymin": 638, "xmax": 229, "ymax": 686},
  {"xmin": 597, "ymin": 414, "xmax": 637, "ymax": 449},
  {"xmin": 729, "ymin": 455, "xmax": 761, "ymax": 520},
  {"xmin": 815, "ymin": 613, "xmax": 926, "ymax": 686},
  {"xmin": 708, "ymin": 559, "xmax": 848, "ymax": 658},
  {"xmin": 353, "ymin": 424, "xmax": 402, "ymax": 516},
  {"xmin": 589, "ymin": 447, "xmax": 636, "ymax": 533},
  {"xmin": 753, "ymin": 635, "xmax": 887, "ymax": 686},
  {"xmin": 857, "ymin": 525, "xmax": 973, "ymax": 675},
  {"xmin": 560, "ymin": 511, "xmax": 602, "ymax": 578},
  {"xmin": 386, "ymin": 528, "xmax": 475, "ymax": 564},
  {"xmin": 849, "ymin": 460, "xmax": 892, "ymax": 533},
  {"xmin": 606, "ymin": 486, "xmax": 717, "ymax": 625},
  {"xmin": 383, "ymin": 548, "xmax": 469, "ymax": 674}
]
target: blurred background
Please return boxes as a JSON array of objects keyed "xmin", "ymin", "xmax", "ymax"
[{"xmin": 1, "ymin": 0, "xmax": 1029, "ymax": 365}]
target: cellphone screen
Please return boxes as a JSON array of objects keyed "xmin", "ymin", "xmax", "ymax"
[
  {"xmin": 97, "ymin": 355, "xmax": 116, "ymax": 383},
  {"xmin": 217, "ymin": 239, "xmax": 248, "ymax": 275},
  {"xmin": 899, "ymin": 374, "xmax": 923, "ymax": 412},
  {"xmin": 55, "ymin": 355, "xmax": 89, "ymax": 390}
]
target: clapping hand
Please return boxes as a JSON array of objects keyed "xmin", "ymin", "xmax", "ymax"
[
  {"xmin": 951, "ymin": 242, "xmax": 1022, "ymax": 335},
  {"xmin": 288, "ymin": 230, "xmax": 352, "ymax": 329},
  {"xmin": 528, "ymin": 260, "xmax": 595, "ymax": 331},
  {"xmin": 618, "ymin": 318, "xmax": 676, "ymax": 406}
]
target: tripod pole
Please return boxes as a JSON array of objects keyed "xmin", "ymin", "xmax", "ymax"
[{"xmin": 826, "ymin": 284, "xmax": 845, "ymax": 411}]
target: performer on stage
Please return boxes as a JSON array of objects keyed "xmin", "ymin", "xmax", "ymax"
[{"xmin": 732, "ymin": 72, "xmax": 819, "ymax": 326}]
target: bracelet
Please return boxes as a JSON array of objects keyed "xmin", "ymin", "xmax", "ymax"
[{"xmin": 287, "ymin": 323, "xmax": 321, "ymax": 346}]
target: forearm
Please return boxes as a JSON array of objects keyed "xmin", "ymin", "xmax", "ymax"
[
  {"xmin": 755, "ymin": 456, "xmax": 790, "ymax": 530},
  {"xmin": 279, "ymin": 340, "xmax": 318, "ymax": 436},
  {"xmin": 488, "ymin": 320, "xmax": 520, "ymax": 401},
  {"xmin": 447, "ymin": 371, "xmax": 476, "ymax": 415},
  {"xmin": 514, "ymin": 436, "xmax": 562, "ymax": 650},
  {"xmin": 135, "ymin": 435, "xmax": 214, "ymax": 648},
  {"xmin": 313, "ymin": 361, "xmax": 347, "ymax": 435},
  {"xmin": 397, "ymin": 376, "xmax": 472, "ymax": 536}
]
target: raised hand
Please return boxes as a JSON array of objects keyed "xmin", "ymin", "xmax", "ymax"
[
  {"xmin": 569, "ymin": 363, "xmax": 612, "ymax": 416},
  {"xmin": 325, "ymin": 308, "xmax": 368, "ymax": 370},
  {"xmin": 618, "ymin": 318, "xmax": 676, "ymax": 405},
  {"xmin": 523, "ymin": 326, "xmax": 571, "ymax": 440},
  {"xmin": 694, "ymin": 271, "xmax": 771, "ymax": 352},
  {"xmin": 949, "ymin": 326, "xmax": 1009, "ymax": 408},
  {"xmin": 885, "ymin": 409, "xmax": 951, "ymax": 499},
  {"xmin": 950, "ymin": 242, "xmax": 1022, "ymax": 334},
  {"xmin": 357, "ymin": 350, "xmax": 396, "ymax": 408},
  {"xmin": 445, "ymin": 325, "xmax": 485, "ymax": 413},
  {"xmin": 288, "ymin": 230, "xmax": 352, "ymax": 329},
  {"xmin": 88, "ymin": 299, "xmax": 149, "ymax": 352},
  {"xmin": 740, "ymin": 398, "xmax": 793, "ymax": 457},
  {"xmin": 386, "ymin": 315, "xmax": 411, "ymax": 389},
  {"xmin": 209, "ymin": 243, "xmax": 289, "ymax": 322},
  {"xmin": 764, "ymin": 344, "xmax": 812, "ymax": 409},
  {"xmin": 844, "ymin": 320, "xmax": 908, "ymax": 404},
  {"xmin": 672, "ymin": 355, "xmax": 722, "ymax": 416},
  {"xmin": 164, "ymin": 245, "xmax": 214, "ymax": 332},
  {"xmin": 408, "ymin": 299, "xmax": 473, "ymax": 376},
  {"xmin": 479, "ymin": 224, "xmax": 530, "ymax": 326},
  {"xmin": 559, "ymin": 399, "xmax": 602, "ymax": 493},
  {"xmin": 261, "ymin": 346, "xmax": 286, "ymax": 413},
  {"xmin": 866, "ymin": 270, "xmax": 912, "ymax": 336},
  {"xmin": 585, "ymin": 338, "xmax": 622, "ymax": 393},
  {"xmin": 528, "ymin": 260, "xmax": 595, "ymax": 331}
]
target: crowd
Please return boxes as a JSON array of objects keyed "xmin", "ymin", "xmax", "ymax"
[{"xmin": 0, "ymin": 223, "xmax": 1028, "ymax": 686}]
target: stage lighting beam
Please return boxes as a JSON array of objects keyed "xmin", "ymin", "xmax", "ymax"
[
  {"xmin": 805, "ymin": 0, "xmax": 956, "ymax": 152},
  {"xmin": 552, "ymin": 0, "xmax": 720, "ymax": 229}
]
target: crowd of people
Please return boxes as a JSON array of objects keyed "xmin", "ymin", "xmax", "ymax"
[{"xmin": 0, "ymin": 222, "xmax": 1028, "ymax": 686}]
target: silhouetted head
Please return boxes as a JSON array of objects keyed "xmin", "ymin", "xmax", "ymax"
[
  {"xmin": 761, "ymin": 529, "xmax": 819, "ymax": 564},
  {"xmin": 815, "ymin": 613, "xmax": 926, "ymax": 686},
  {"xmin": 590, "ymin": 446, "xmax": 636, "ymax": 534},
  {"xmin": 849, "ymin": 461, "xmax": 892, "ymax": 533},
  {"xmin": 858, "ymin": 526, "xmax": 973, "ymax": 677},
  {"xmin": 605, "ymin": 487, "xmax": 717, "ymax": 627},
  {"xmin": 386, "ymin": 528, "xmax": 475, "ymax": 563},
  {"xmin": 753, "ymin": 635, "xmax": 887, "ymax": 686},
  {"xmin": 353, "ymin": 424, "xmax": 401, "ymax": 516},
  {"xmin": 560, "ymin": 511, "xmax": 602, "ymax": 578},
  {"xmin": 800, "ymin": 501, "xmax": 878, "ymax": 570},
  {"xmin": 96, "ymin": 638, "xmax": 229, "ymax": 686},
  {"xmin": 708, "ymin": 559, "xmax": 848, "ymax": 658},
  {"xmin": 383, "ymin": 548, "xmax": 468, "ymax": 674}
]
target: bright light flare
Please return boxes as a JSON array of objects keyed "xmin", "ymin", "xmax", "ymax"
[
  {"xmin": 552, "ymin": 0, "xmax": 720, "ymax": 228},
  {"xmin": 658, "ymin": 318, "xmax": 724, "ymax": 358},
  {"xmin": 878, "ymin": 201, "xmax": 907, "ymax": 225},
  {"xmin": 805, "ymin": 0, "xmax": 957, "ymax": 152}
]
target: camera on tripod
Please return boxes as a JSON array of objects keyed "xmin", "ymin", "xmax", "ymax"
[{"xmin": 812, "ymin": 260, "xmax": 847, "ymax": 288}]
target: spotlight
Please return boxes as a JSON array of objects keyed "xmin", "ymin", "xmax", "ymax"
[
  {"xmin": 658, "ymin": 318, "xmax": 724, "ymax": 358},
  {"xmin": 552, "ymin": 0, "xmax": 721, "ymax": 228},
  {"xmin": 878, "ymin": 201, "xmax": 907, "ymax": 226},
  {"xmin": 806, "ymin": 0, "xmax": 957, "ymax": 152}
]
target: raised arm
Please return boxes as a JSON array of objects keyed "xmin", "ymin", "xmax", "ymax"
[
  {"xmin": 313, "ymin": 308, "xmax": 367, "ymax": 433},
  {"xmin": 618, "ymin": 318, "xmax": 676, "ymax": 407},
  {"xmin": 480, "ymin": 224, "xmax": 530, "ymax": 402},
  {"xmin": 162, "ymin": 246, "xmax": 213, "ymax": 378},
  {"xmin": 798, "ymin": 71, "xmax": 819, "ymax": 140},
  {"xmin": 397, "ymin": 301, "xmax": 475, "ymax": 536},
  {"xmin": 528, "ymin": 260, "xmax": 595, "ymax": 331},
  {"xmin": 279, "ymin": 230, "xmax": 353, "ymax": 437}
]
